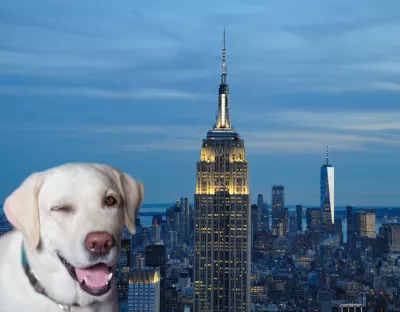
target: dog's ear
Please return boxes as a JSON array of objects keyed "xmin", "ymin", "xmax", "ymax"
[
  {"xmin": 114, "ymin": 170, "xmax": 144, "ymax": 234},
  {"xmin": 4, "ymin": 172, "xmax": 45, "ymax": 250}
]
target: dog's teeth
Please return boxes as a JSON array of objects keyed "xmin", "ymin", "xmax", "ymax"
[{"xmin": 107, "ymin": 273, "xmax": 113, "ymax": 281}]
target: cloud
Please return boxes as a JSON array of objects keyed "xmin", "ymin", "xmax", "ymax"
[
  {"xmin": 251, "ymin": 111, "xmax": 400, "ymax": 132},
  {"xmin": 3, "ymin": 109, "xmax": 400, "ymax": 154},
  {"xmin": 2, "ymin": 0, "xmax": 400, "ymax": 95},
  {"xmin": 0, "ymin": 85, "xmax": 203, "ymax": 100},
  {"xmin": 116, "ymin": 140, "xmax": 200, "ymax": 152}
]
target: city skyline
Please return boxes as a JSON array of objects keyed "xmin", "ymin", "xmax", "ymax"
[{"xmin": 1, "ymin": 0, "xmax": 400, "ymax": 206}]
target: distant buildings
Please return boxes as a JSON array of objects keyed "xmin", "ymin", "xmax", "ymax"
[
  {"xmin": 146, "ymin": 244, "xmax": 167, "ymax": 312},
  {"xmin": 307, "ymin": 208, "xmax": 322, "ymax": 232},
  {"xmin": 271, "ymin": 185, "xmax": 286, "ymax": 237},
  {"xmin": 258, "ymin": 194, "xmax": 270, "ymax": 231},
  {"xmin": 180, "ymin": 197, "xmax": 190, "ymax": 243},
  {"xmin": 256, "ymin": 194, "xmax": 263, "ymax": 232},
  {"xmin": 289, "ymin": 211, "xmax": 297, "ymax": 237},
  {"xmin": 116, "ymin": 236, "xmax": 132, "ymax": 306},
  {"xmin": 251, "ymin": 204, "xmax": 259, "ymax": 245},
  {"xmin": 321, "ymin": 145, "xmax": 335, "ymax": 235},
  {"xmin": 296, "ymin": 205, "xmax": 303, "ymax": 232},
  {"xmin": 355, "ymin": 210, "xmax": 376, "ymax": 239},
  {"xmin": 128, "ymin": 268, "xmax": 160, "ymax": 312},
  {"xmin": 346, "ymin": 205, "xmax": 354, "ymax": 239}
]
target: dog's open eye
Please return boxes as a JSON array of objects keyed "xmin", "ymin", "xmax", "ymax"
[
  {"xmin": 51, "ymin": 206, "xmax": 72, "ymax": 213},
  {"xmin": 105, "ymin": 195, "xmax": 117, "ymax": 206}
]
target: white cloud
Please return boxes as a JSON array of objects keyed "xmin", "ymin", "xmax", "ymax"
[
  {"xmin": 2, "ymin": 0, "xmax": 400, "ymax": 94},
  {"xmin": 255, "ymin": 111, "xmax": 400, "ymax": 132},
  {"xmin": 3, "ymin": 109, "xmax": 400, "ymax": 154},
  {"xmin": 0, "ymin": 86, "xmax": 203, "ymax": 100}
]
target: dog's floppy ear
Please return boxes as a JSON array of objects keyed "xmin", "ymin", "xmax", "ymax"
[
  {"xmin": 4, "ymin": 172, "xmax": 45, "ymax": 250},
  {"xmin": 114, "ymin": 169, "xmax": 144, "ymax": 234}
]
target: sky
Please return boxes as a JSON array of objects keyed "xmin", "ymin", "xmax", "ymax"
[{"xmin": 1, "ymin": 0, "xmax": 400, "ymax": 206}]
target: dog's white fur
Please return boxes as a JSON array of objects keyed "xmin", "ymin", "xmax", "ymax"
[{"xmin": 0, "ymin": 163, "xmax": 144, "ymax": 312}]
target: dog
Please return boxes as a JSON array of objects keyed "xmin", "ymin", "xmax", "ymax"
[{"xmin": 0, "ymin": 163, "xmax": 144, "ymax": 312}]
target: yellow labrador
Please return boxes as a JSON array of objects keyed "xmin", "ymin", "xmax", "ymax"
[{"xmin": 0, "ymin": 163, "xmax": 144, "ymax": 312}]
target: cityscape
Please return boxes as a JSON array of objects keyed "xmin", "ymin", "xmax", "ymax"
[{"xmin": 1, "ymin": 29, "xmax": 400, "ymax": 312}]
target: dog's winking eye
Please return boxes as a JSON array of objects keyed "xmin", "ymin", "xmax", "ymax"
[
  {"xmin": 51, "ymin": 206, "xmax": 72, "ymax": 213},
  {"xmin": 105, "ymin": 195, "xmax": 117, "ymax": 206}
]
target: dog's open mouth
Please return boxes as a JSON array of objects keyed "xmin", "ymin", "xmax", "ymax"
[{"xmin": 58, "ymin": 254, "xmax": 113, "ymax": 297}]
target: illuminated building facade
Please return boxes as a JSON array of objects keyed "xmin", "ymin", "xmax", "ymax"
[
  {"xmin": 355, "ymin": 210, "xmax": 376, "ymax": 239},
  {"xmin": 128, "ymin": 268, "xmax": 160, "ymax": 312},
  {"xmin": 271, "ymin": 185, "xmax": 287, "ymax": 237},
  {"xmin": 116, "ymin": 237, "xmax": 132, "ymax": 308},
  {"xmin": 321, "ymin": 145, "xmax": 335, "ymax": 233},
  {"xmin": 194, "ymin": 30, "xmax": 251, "ymax": 312}
]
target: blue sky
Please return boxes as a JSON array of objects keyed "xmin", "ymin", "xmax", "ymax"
[{"xmin": 1, "ymin": 0, "xmax": 400, "ymax": 206}]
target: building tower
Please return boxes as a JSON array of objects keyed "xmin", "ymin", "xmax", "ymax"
[
  {"xmin": 258, "ymin": 194, "xmax": 269, "ymax": 231},
  {"xmin": 355, "ymin": 210, "xmax": 376, "ymax": 239},
  {"xmin": 194, "ymin": 30, "xmax": 251, "ymax": 312},
  {"xmin": 321, "ymin": 145, "xmax": 335, "ymax": 234},
  {"xmin": 271, "ymin": 185, "xmax": 285, "ymax": 237},
  {"xmin": 296, "ymin": 205, "xmax": 303, "ymax": 232},
  {"xmin": 145, "ymin": 243, "xmax": 167, "ymax": 312},
  {"xmin": 180, "ymin": 197, "xmax": 190, "ymax": 243},
  {"xmin": 346, "ymin": 205, "xmax": 353, "ymax": 248},
  {"xmin": 256, "ymin": 194, "xmax": 263, "ymax": 232}
]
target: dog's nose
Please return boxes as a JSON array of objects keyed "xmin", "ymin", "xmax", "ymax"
[{"xmin": 84, "ymin": 232, "xmax": 115, "ymax": 256}]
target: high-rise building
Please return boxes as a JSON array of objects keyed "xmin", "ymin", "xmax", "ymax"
[
  {"xmin": 146, "ymin": 244, "xmax": 167, "ymax": 312},
  {"xmin": 173, "ymin": 202, "xmax": 181, "ymax": 236},
  {"xmin": 180, "ymin": 197, "xmax": 191, "ymax": 243},
  {"xmin": 251, "ymin": 204, "xmax": 258, "ymax": 245},
  {"xmin": 296, "ymin": 205, "xmax": 303, "ymax": 232},
  {"xmin": 258, "ymin": 194, "xmax": 269, "ymax": 231},
  {"xmin": 256, "ymin": 194, "xmax": 263, "ymax": 232},
  {"xmin": 334, "ymin": 216, "xmax": 343, "ymax": 245},
  {"xmin": 346, "ymin": 206, "xmax": 353, "ymax": 233},
  {"xmin": 117, "ymin": 237, "xmax": 132, "ymax": 309},
  {"xmin": 271, "ymin": 185, "xmax": 285, "ymax": 237},
  {"xmin": 128, "ymin": 267, "xmax": 160, "ymax": 312},
  {"xmin": 283, "ymin": 207, "xmax": 289, "ymax": 237},
  {"xmin": 289, "ymin": 212, "xmax": 297, "ymax": 237},
  {"xmin": 387, "ymin": 224, "xmax": 400, "ymax": 253},
  {"xmin": 194, "ymin": 30, "xmax": 251, "ymax": 312},
  {"xmin": 355, "ymin": 210, "xmax": 376, "ymax": 239},
  {"xmin": 262, "ymin": 201, "xmax": 270, "ymax": 231},
  {"xmin": 346, "ymin": 205, "xmax": 353, "ymax": 249},
  {"xmin": 306, "ymin": 208, "xmax": 322, "ymax": 232},
  {"xmin": 151, "ymin": 220, "xmax": 161, "ymax": 244},
  {"xmin": 166, "ymin": 206, "xmax": 174, "ymax": 230},
  {"xmin": 320, "ymin": 145, "xmax": 335, "ymax": 234}
]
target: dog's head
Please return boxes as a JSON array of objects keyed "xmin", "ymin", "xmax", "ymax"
[{"xmin": 3, "ymin": 163, "xmax": 144, "ymax": 304}]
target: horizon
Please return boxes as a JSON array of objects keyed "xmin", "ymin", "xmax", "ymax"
[
  {"xmin": 2, "ymin": 204, "xmax": 400, "ymax": 213},
  {"xmin": 1, "ymin": 1, "xmax": 400, "ymax": 206}
]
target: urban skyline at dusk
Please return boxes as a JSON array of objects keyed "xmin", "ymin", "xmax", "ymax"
[{"xmin": 1, "ymin": 0, "xmax": 400, "ymax": 206}]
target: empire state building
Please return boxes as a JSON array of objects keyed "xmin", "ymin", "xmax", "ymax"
[{"xmin": 194, "ymin": 31, "xmax": 251, "ymax": 312}]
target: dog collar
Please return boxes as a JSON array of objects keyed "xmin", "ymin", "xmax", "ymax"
[{"xmin": 21, "ymin": 243, "xmax": 79, "ymax": 311}]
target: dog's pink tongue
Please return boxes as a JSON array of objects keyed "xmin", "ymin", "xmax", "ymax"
[{"xmin": 75, "ymin": 263, "xmax": 109, "ymax": 288}]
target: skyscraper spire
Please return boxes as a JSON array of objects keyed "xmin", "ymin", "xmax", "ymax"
[
  {"xmin": 326, "ymin": 144, "xmax": 329, "ymax": 165},
  {"xmin": 221, "ymin": 27, "xmax": 227, "ymax": 85},
  {"xmin": 214, "ymin": 28, "xmax": 232, "ymax": 129}
]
